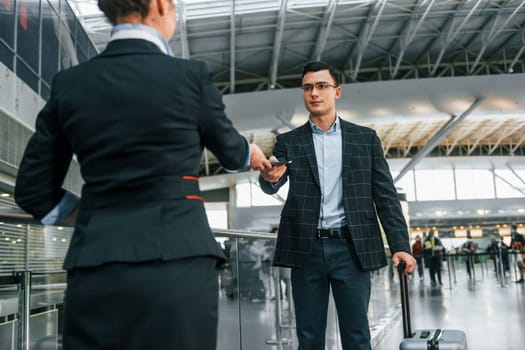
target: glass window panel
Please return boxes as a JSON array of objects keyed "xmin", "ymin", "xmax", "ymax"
[
  {"xmin": 60, "ymin": 0, "xmax": 76, "ymax": 35},
  {"xmin": 16, "ymin": 0, "xmax": 40, "ymax": 73},
  {"xmin": 235, "ymin": 182, "xmax": 288, "ymax": 207},
  {"xmin": 392, "ymin": 170, "xmax": 415, "ymax": 201},
  {"xmin": 41, "ymin": 0, "xmax": 59, "ymax": 84},
  {"xmin": 495, "ymin": 177, "xmax": 523, "ymax": 198},
  {"xmin": 494, "ymin": 169, "xmax": 525, "ymax": 188},
  {"xmin": 16, "ymin": 58, "xmax": 39, "ymax": 92},
  {"xmin": 494, "ymin": 170, "xmax": 525, "ymax": 198},
  {"xmin": 205, "ymin": 203, "xmax": 228, "ymax": 229},
  {"xmin": 59, "ymin": 21, "xmax": 78, "ymax": 70},
  {"xmin": 87, "ymin": 42, "xmax": 98, "ymax": 58},
  {"xmin": 415, "ymin": 169, "xmax": 455, "ymax": 201},
  {"xmin": 253, "ymin": 182, "xmax": 288, "ymax": 206},
  {"xmin": 47, "ymin": 0, "xmax": 59, "ymax": 14},
  {"xmin": 0, "ymin": 0, "xmax": 15, "ymax": 48},
  {"xmin": 236, "ymin": 183, "xmax": 251, "ymax": 207},
  {"xmin": 455, "ymin": 169, "xmax": 495, "ymax": 199},
  {"xmin": 76, "ymin": 44, "xmax": 87, "ymax": 63},
  {"xmin": 76, "ymin": 21, "xmax": 88, "ymax": 53},
  {"xmin": 0, "ymin": 40, "xmax": 14, "ymax": 69},
  {"xmin": 41, "ymin": 80, "xmax": 51, "ymax": 100}
]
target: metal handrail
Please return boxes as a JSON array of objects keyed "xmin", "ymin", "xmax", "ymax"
[
  {"xmin": 0, "ymin": 207, "xmax": 276, "ymax": 239},
  {"xmin": 0, "ymin": 206, "xmax": 38, "ymax": 224},
  {"xmin": 0, "ymin": 207, "xmax": 281, "ymax": 350}
]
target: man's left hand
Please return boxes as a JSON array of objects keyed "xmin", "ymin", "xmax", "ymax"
[{"xmin": 392, "ymin": 251, "xmax": 417, "ymax": 274}]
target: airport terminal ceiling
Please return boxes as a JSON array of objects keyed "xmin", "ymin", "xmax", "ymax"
[
  {"xmin": 0, "ymin": 1, "xmax": 524, "ymax": 228},
  {"xmin": 65, "ymin": 0, "xmax": 525, "ymax": 174}
]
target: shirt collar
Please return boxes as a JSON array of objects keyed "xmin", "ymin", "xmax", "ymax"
[
  {"xmin": 309, "ymin": 115, "xmax": 340, "ymax": 134},
  {"xmin": 109, "ymin": 23, "xmax": 174, "ymax": 57}
]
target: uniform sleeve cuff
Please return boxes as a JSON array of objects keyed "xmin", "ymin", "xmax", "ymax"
[
  {"xmin": 224, "ymin": 136, "xmax": 250, "ymax": 173},
  {"xmin": 41, "ymin": 191, "xmax": 80, "ymax": 226}
]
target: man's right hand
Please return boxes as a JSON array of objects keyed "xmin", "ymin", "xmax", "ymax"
[
  {"xmin": 260, "ymin": 156, "xmax": 287, "ymax": 183},
  {"xmin": 250, "ymin": 144, "xmax": 272, "ymax": 171}
]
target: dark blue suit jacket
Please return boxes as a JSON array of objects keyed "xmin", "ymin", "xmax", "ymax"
[
  {"xmin": 15, "ymin": 39, "xmax": 248, "ymax": 269},
  {"xmin": 260, "ymin": 119, "xmax": 410, "ymax": 271}
]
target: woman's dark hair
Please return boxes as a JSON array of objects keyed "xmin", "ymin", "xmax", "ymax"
[
  {"xmin": 98, "ymin": 0, "xmax": 151, "ymax": 25},
  {"xmin": 301, "ymin": 61, "xmax": 340, "ymax": 86}
]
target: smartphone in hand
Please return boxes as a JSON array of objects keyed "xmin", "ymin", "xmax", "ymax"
[{"xmin": 270, "ymin": 159, "xmax": 292, "ymax": 166}]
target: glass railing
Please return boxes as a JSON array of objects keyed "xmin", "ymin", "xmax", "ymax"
[{"xmin": 0, "ymin": 208, "xmax": 409, "ymax": 350}]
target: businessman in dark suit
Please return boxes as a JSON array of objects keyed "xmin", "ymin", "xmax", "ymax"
[
  {"xmin": 260, "ymin": 61, "xmax": 416, "ymax": 350},
  {"xmin": 14, "ymin": 1, "xmax": 270, "ymax": 349}
]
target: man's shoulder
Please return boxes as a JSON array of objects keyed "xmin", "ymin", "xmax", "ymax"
[
  {"xmin": 339, "ymin": 118, "xmax": 375, "ymax": 134},
  {"xmin": 276, "ymin": 123, "xmax": 308, "ymax": 140}
]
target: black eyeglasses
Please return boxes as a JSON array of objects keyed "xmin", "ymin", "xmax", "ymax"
[{"xmin": 301, "ymin": 82, "xmax": 338, "ymax": 92}]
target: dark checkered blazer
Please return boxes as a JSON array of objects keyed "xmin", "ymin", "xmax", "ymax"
[{"xmin": 259, "ymin": 118, "xmax": 410, "ymax": 271}]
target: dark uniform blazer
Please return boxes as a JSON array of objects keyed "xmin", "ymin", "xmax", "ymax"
[
  {"xmin": 15, "ymin": 39, "xmax": 248, "ymax": 269},
  {"xmin": 260, "ymin": 119, "xmax": 410, "ymax": 271}
]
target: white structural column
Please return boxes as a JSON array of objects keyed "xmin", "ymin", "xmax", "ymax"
[
  {"xmin": 350, "ymin": 0, "xmax": 387, "ymax": 81},
  {"xmin": 391, "ymin": 0, "xmax": 436, "ymax": 78},
  {"xmin": 394, "ymin": 97, "xmax": 484, "ymax": 183},
  {"xmin": 270, "ymin": 0, "xmax": 288, "ymax": 89},
  {"xmin": 468, "ymin": 0, "xmax": 525, "ymax": 74},
  {"xmin": 311, "ymin": 0, "xmax": 338, "ymax": 61},
  {"xmin": 430, "ymin": 0, "xmax": 482, "ymax": 76}
]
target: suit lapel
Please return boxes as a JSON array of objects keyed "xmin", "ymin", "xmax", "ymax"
[
  {"xmin": 298, "ymin": 123, "xmax": 320, "ymax": 188},
  {"xmin": 340, "ymin": 119, "xmax": 354, "ymax": 185}
]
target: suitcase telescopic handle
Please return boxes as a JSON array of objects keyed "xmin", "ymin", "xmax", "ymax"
[{"xmin": 397, "ymin": 261, "xmax": 413, "ymax": 338}]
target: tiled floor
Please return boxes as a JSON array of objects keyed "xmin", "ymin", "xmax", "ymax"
[
  {"xmin": 217, "ymin": 261, "xmax": 525, "ymax": 350},
  {"xmin": 1, "ymin": 258, "xmax": 523, "ymax": 349},
  {"xmin": 374, "ymin": 266, "xmax": 525, "ymax": 350}
]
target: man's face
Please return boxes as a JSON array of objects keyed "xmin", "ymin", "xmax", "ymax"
[{"xmin": 302, "ymin": 69, "xmax": 341, "ymax": 118}]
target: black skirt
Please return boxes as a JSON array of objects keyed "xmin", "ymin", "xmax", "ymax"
[{"xmin": 62, "ymin": 257, "xmax": 219, "ymax": 350}]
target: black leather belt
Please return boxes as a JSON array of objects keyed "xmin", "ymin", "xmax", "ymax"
[{"xmin": 315, "ymin": 226, "xmax": 349, "ymax": 239}]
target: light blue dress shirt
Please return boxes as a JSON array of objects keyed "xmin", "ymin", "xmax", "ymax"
[{"xmin": 309, "ymin": 116, "xmax": 346, "ymax": 229}]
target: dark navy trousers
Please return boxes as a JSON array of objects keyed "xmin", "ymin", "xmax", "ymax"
[{"xmin": 291, "ymin": 238, "xmax": 372, "ymax": 350}]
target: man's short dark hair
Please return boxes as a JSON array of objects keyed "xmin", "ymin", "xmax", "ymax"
[{"xmin": 301, "ymin": 61, "xmax": 340, "ymax": 86}]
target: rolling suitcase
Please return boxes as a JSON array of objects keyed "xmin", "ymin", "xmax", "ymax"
[{"xmin": 397, "ymin": 262, "xmax": 468, "ymax": 350}]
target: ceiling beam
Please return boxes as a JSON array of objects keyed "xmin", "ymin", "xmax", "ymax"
[
  {"xmin": 488, "ymin": 123, "xmax": 521, "ymax": 154},
  {"xmin": 511, "ymin": 131, "xmax": 525, "ymax": 153},
  {"xmin": 468, "ymin": 0, "xmax": 525, "ymax": 74},
  {"xmin": 466, "ymin": 119, "xmax": 506, "ymax": 155},
  {"xmin": 445, "ymin": 119, "xmax": 481, "ymax": 156},
  {"xmin": 311, "ymin": 0, "xmax": 338, "ymax": 61},
  {"xmin": 270, "ymin": 0, "xmax": 289, "ymax": 89},
  {"xmin": 485, "ymin": 21, "xmax": 525, "ymax": 72},
  {"xmin": 349, "ymin": 0, "xmax": 387, "ymax": 81},
  {"xmin": 392, "ymin": 0, "xmax": 436, "ymax": 78},
  {"xmin": 394, "ymin": 97, "xmax": 484, "ymax": 183},
  {"xmin": 430, "ymin": 0, "xmax": 483, "ymax": 76}
]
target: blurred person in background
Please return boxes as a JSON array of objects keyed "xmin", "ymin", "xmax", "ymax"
[
  {"xmin": 412, "ymin": 235, "xmax": 424, "ymax": 282},
  {"xmin": 423, "ymin": 230, "xmax": 444, "ymax": 286},
  {"xmin": 510, "ymin": 225, "xmax": 525, "ymax": 283},
  {"xmin": 461, "ymin": 239, "xmax": 476, "ymax": 279}
]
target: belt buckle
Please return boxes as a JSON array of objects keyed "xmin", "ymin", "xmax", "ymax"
[{"xmin": 316, "ymin": 230, "xmax": 328, "ymax": 239}]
